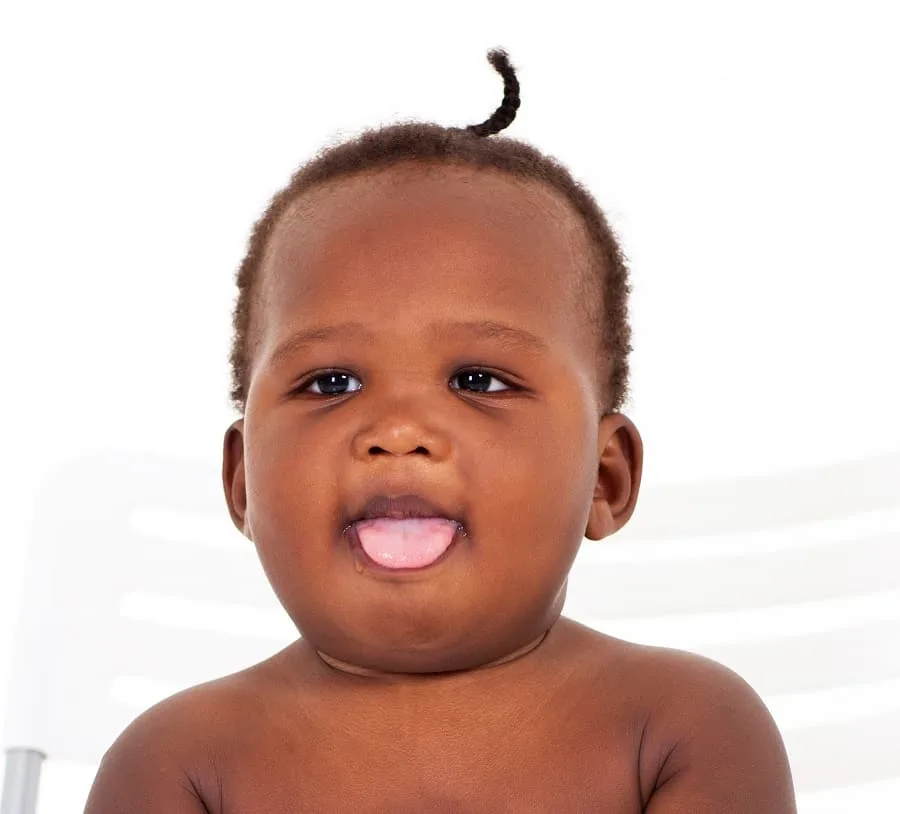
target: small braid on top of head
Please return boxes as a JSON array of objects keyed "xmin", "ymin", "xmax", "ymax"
[{"xmin": 465, "ymin": 49, "xmax": 521, "ymax": 137}]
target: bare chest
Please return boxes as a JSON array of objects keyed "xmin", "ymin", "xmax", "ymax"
[{"xmin": 211, "ymin": 701, "xmax": 644, "ymax": 813}]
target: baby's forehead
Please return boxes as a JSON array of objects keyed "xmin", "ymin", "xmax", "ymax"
[
  {"xmin": 254, "ymin": 165, "xmax": 597, "ymax": 361},
  {"xmin": 263, "ymin": 166, "xmax": 591, "ymax": 302},
  {"xmin": 278, "ymin": 163, "xmax": 587, "ymax": 247},
  {"xmin": 252, "ymin": 164, "xmax": 599, "ymax": 362},
  {"xmin": 264, "ymin": 176, "xmax": 585, "ymax": 310}
]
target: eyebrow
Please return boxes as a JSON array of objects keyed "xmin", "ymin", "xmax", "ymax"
[{"xmin": 266, "ymin": 320, "xmax": 550, "ymax": 370}]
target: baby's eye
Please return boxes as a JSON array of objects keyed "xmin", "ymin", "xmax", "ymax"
[
  {"xmin": 303, "ymin": 372, "xmax": 363, "ymax": 396},
  {"xmin": 451, "ymin": 370, "xmax": 512, "ymax": 394}
]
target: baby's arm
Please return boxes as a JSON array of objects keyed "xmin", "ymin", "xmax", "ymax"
[
  {"xmin": 84, "ymin": 694, "xmax": 217, "ymax": 814},
  {"xmin": 642, "ymin": 650, "xmax": 796, "ymax": 813}
]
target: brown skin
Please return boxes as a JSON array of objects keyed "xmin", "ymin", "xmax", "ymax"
[{"xmin": 84, "ymin": 165, "xmax": 796, "ymax": 812}]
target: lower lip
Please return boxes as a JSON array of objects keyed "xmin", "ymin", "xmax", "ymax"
[{"xmin": 345, "ymin": 523, "xmax": 466, "ymax": 574}]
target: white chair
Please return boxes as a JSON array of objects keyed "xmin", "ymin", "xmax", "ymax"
[{"xmin": 2, "ymin": 447, "xmax": 899, "ymax": 812}]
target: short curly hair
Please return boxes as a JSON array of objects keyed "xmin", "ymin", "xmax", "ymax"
[{"xmin": 229, "ymin": 49, "xmax": 632, "ymax": 416}]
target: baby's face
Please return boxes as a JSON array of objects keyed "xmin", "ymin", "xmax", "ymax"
[{"xmin": 224, "ymin": 163, "xmax": 635, "ymax": 675}]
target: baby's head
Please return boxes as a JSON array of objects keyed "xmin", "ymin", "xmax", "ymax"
[{"xmin": 222, "ymin": 51, "xmax": 643, "ymax": 677}]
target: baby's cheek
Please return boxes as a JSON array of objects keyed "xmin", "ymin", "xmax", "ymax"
[{"xmin": 517, "ymin": 420, "xmax": 596, "ymax": 538}]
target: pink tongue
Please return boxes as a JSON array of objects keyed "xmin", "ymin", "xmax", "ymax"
[{"xmin": 355, "ymin": 518, "xmax": 459, "ymax": 569}]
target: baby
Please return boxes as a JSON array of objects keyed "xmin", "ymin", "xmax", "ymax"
[{"xmin": 85, "ymin": 50, "xmax": 796, "ymax": 812}]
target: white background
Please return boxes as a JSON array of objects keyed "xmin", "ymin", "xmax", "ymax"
[{"xmin": 1, "ymin": 0, "xmax": 898, "ymax": 810}]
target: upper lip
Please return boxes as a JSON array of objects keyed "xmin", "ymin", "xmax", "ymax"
[{"xmin": 347, "ymin": 493, "xmax": 464, "ymax": 526}]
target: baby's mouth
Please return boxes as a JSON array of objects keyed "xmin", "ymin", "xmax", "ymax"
[
  {"xmin": 347, "ymin": 517, "xmax": 466, "ymax": 571},
  {"xmin": 341, "ymin": 492, "xmax": 468, "ymax": 572}
]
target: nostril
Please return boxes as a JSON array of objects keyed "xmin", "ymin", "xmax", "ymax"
[{"xmin": 368, "ymin": 446, "xmax": 429, "ymax": 455}]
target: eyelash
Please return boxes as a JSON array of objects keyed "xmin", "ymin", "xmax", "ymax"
[{"xmin": 292, "ymin": 368, "xmax": 517, "ymax": 398}]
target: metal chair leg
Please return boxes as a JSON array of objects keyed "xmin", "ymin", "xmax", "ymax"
[{"xmin": 1, "ymin": 749, "xmax": 45, "ymax": 814}]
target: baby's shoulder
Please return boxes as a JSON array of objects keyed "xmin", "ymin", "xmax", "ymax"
[
  {"xmin": 574, "ymin": 626, "xmax": 793, "ymax": 809},
  {"xmin": 85, "ymin": 653, "xmax": 292, "ymax": 813},
  {"xmin": 598, "ymin": 629, "xmax": 763, "ymax": 709},
  {"xmin": 565, "ymin": 618, "xmax": 761, "ymax": 711}
]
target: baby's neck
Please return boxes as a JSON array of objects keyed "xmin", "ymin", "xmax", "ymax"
[
  {"xmin": 314, "ymin": 628, "xmax": 551, "ymax": 682},
  {"xmin": 271, "ymin": 620, "xmax": 587, "ymax": 732}
]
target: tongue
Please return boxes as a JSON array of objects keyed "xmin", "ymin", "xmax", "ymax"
[{"xmin": 355, "ymin": 518, "xmax": 459, "ymax": 569}]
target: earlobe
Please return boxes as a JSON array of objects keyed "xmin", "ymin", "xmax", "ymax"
[
  {"xmin": 222, "ymin": 419, "xmax": 251, "ymax": 539},
  {"xmin": 585, "ymin": 501, "xmax": 615, "ymax": 542},
  {"xmin": 584, "ymin": 414, "xmax": 643, "ymax": 541}
]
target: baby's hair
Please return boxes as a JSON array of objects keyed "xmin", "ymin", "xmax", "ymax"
[{"xmin": 229, "ymin": 49, "xmax": 631, "ymax": 415}]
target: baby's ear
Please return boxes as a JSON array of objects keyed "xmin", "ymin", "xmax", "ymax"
[
  {"xmin": 222, "ymin": 419, "xmax": 251, "ymax": 540},
  {"xmin": 584, "ymin": 414, "xmax": 643, "ymax": 541}
]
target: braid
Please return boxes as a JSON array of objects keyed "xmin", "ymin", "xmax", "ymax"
[{"xmin": 465, "ymin": 49, "xmax": 521, "ymax": 137}]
